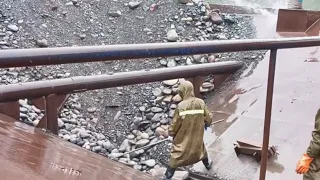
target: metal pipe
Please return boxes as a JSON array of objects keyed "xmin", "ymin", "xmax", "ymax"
[
  {"xmin": 0, "ymin": 37, "xmax": 319, "ymax": 68},
  {"xmin": 0, "ymin": 61, "xmax": 243, "ymax": 102},
  {"xmin": 259, "ymin": 49, "xmax": 278, "ymax": 180}
]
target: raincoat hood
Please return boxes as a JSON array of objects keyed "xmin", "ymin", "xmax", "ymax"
[{"xmin": 178, "ymin": 81, "xmax": 195, "ymax": 100}]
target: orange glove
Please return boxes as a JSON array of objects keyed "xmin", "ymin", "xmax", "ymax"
[{"xmin": 296, "ymin": 154, "xmax": 314, "ymax": 174}]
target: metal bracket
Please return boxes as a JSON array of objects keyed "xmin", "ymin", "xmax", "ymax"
[
  {"xmin": 234, "ymin": 140, "xmax": 277, "ymax": 163},
  {"xmin": 31, "ymin": 94, "xmax": 69, "ymax": 134}
]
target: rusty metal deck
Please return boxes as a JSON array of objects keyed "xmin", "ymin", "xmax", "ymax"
[
  {"xmin": 193, "ymin": 14, "xmax": 320, "ymax": 180},
  {"xmin": 0, "ymin": 113, "xmax": 154, "ymax": 180}
]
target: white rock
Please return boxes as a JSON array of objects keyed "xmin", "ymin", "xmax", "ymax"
[
  {"xmin": 163, "ymin": 79, "xmax": 178, "ymax": 86},
  {"xmin": 167, "ymin": 29, "xmax": 179, "ymax": 42},
  {"xmin": 142, "ymin": 159, "xmax": 156, "ymax": 168}
]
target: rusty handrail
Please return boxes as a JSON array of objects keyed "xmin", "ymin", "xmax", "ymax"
[
  {"xmin": 0, "ymin": 37, "xmax": 320, "ymax": 68},
  {"xmin": 0, "ymin": 61, "xmax": 243, "ymax": 102}
]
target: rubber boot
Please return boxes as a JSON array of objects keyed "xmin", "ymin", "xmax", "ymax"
[
  {"xmin": 163, "ymin": 167, "xmax": 176, "ymax": 180},
  {"xmin": 202, "ymin": 157, "xmax": 213, "ymax": 170}
]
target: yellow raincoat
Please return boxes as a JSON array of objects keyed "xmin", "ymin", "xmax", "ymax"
[
  {"xmin": 304, "ymin": 109, "xmax": 320, "ymax": 180},
  {"xmin": 168, "ymin": 81, "xmax": 213, "ymax": 168}
]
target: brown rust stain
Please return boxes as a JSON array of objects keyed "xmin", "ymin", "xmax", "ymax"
[{"xmin": 0, "ymin": 113, "xmax": 154, "ymax": 180}]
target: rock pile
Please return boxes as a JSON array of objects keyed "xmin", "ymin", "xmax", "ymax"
[{"xmin": 0, "ymin": 0, "xmax": 265, "ymax": 178}]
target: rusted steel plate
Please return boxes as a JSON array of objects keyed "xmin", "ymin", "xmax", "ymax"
[
  {"xmin": 277, "ymin": 9, "xmax": 320, "ymax": 34},
  {"xmin": 305, "ymin": 19, "xmax": 320, "ymax": 36},
  {"xmin": 0, "ymin": 113, "xmax": 155, "ymax": 180},
  {"xmin": 0, "ymin": 101, "xmax": 20, "ymax": 120}
]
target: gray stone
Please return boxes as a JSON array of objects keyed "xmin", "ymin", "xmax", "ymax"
[
  {"xmin": 139, "ymin": 106, "xmax": 146, "ymax": 112},
  {"xmin": 87, "ymin": 107, "xmax": 97, "ymax": 113},
  {"xmin": 210, "ymin": 12, "xmax": 223, "ymax": 25},
  {"xmin": 92, "ymin": 146, "xmax": 102, "ymax": 152},
  {"xmin": 162, "ymin": 88, "xmax": 172, "ymax": 95},
  {"xmin": 167, "ymin": 59, "xmax": 176, "ymax": 67},
  {"xmin": 36, "ymin": 39, "xmax": 48, "ymax": 47},
  {"xmin": 128, "ymin": 1, "xmax": 141, "ymax": 9},
  {"xmin": 193, "ymin": 55, "xmax": 203, "ymax": 63},
  {"xmin": 63, "ymin": 134, "xmax": 71, "ymax": 141},
  {"xmin": 80, "ymin": 131, "xmax": 90, "ymax": 138},
  {"xmin": 136, "ymin": 139, "xmax": 149, "ymax": 148},
  {"xmin": 141, "ymin": 132, "xmax": 149, "ymax": 139},
  {"xmin": 102, "ymin": 141, "xmax": 114, "ymax": 152},
  {"xmin": 127, "ymin": 134, "xmax": 135, "ymax": 140},
  {"xmin": 109, "ymin": 152, "xmax": 124, "ymax": 159},
  {"xmin": 163, "ymin": 79, "xmax": 178, "ymax": 86},
  {"xmin": 108, "ymin": 10, "xmax": 122, "ymax": 17},
  {"xmin": 58, "ymin": 118, "xmax": 64, "ymax": 128},
  {"xmin": 151, "ymin": 107, "xmax": 163, "ymax": 113},
  {"xmin": 119, "ymin": 139, "xmax": 130, "ymax": 152},
  {"xmin": 142, "ymin": 159, "xmax": 156, "ymax": 167},
  {"xmin": 152, "ymin": 88, "xmax": 162, "ymax": 97},
  {"xmin": 151, "ymin": 113, "xmax": 165, "ymax": 122},
  {"xmin": 7, "ymin": 24, "xmax": 19, "ymax": 32},
  {"xmin": 167, "ymin": 29, "xmax": 179, "ymax": 42}
]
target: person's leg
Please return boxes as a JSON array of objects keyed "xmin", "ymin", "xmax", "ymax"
[
  {"xmin": 202, "ymin": 157, "xmax": 213, "ymax": 170},
  {"xmin": 163, "ymin": 167, "xmax": 176, "ymax": 180},
  {"xmin": 303, "ymin": 157, "xmax": 320, "ymax": 180}
]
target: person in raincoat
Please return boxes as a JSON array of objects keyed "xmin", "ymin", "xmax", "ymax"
[
  {"xmin": 296, "ymin": 109, "xmax": 320, "ymax": 180},
  {"xmin": 163, "ymin": 80, "xmax": 213, "ymax": 180}
]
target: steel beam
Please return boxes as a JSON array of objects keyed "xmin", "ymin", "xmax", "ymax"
[
  {"xmin": 0, "ymin": 37, "xmax": 319, "ymax": 68},
  {"xmin": 0, "ymin": 61, "xmax": 243, "ymax": 102}
]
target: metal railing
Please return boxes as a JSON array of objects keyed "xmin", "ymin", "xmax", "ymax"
[{"xmin": 0, "ymin": 36, "xmax": 320, "ymax": 180}]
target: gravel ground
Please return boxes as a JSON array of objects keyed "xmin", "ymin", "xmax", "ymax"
[{"xmin": 0, "ymin": 0, "xmax": 266, "ymax": 179}]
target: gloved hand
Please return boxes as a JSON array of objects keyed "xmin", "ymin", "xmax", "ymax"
[
  {"xmin": 167, "ymin": 136, "xmax": 173, "ymax": 142},
  {"xmin": 296, "ymin": 153, "xmax": 314, "ymax": 174}
]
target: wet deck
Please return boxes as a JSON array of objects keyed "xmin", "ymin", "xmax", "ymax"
[
  {"xmin": 0, "ymin": 113, "xmax": 154, "ymax": 180},
  {"xmin": 193, "ymin": 14, "xmax": 320, "ymax": 180}
]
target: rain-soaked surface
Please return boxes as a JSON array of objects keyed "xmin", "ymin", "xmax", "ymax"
[
  {"xmin": 193, "ymin": 12, "xmax": 320, "ymax": 180},
  {"xmin": 0, "ymin": 113, "xmax": 154, "ymax": 180}
]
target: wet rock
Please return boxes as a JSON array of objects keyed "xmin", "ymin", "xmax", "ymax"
[
  {"xmin": 127, "ymin": 134, "xmax": 135, "ymax": 140},
  {"xmin": 119, "ymin": 139, "xmax": 130, "ymax": 152},
  {"xmin": 58, "ymin": 118, "xmax": 64, "ymax": 128},
  {"xmin": 92, "ymin": 146, "xmax": 102, "ymax": 152},
  {"xmin": 142, "ymin": 159, "xmax": 156, "ymax": 167},
  {"xmin": 151, "ymin": 107, "xmax": 163, "ymax": 113},
  {"xmin": 139, "ymin": 106, "xmax": 146, "ymax": 112},
  {"xmin": 7, "ymin": 24, "xmax": 19, "ymax": 32},
  {"xmin": 162, "ymin": 95, "xmax": 172, "ymax": 103},
  {"xmin": 172, "ymin": 94, "xmax": 182, "ymax": 102},
  {"xmin": 138, "ymin": 121, "xmax": 151, "ymax": 130},
  {"xmin": 167, "ymin": 59, "xmax": 176, "ymax": 67},
  {"xmin": 152, "ymin": 88, "xmax": 162, "ymax": 97},
  {"xmin": 141, "ymin": 132, "xmax": 149, "ymax": 139},
  {"xmin": 167, "ymin": 29, "xmax": 179, "ymax": 42},
  {"xmin": 36, "ymin": 39, "xmax": 48, "ymax": 47},
  {"xmin": 163, "ymin": 79, "xmax": 178, "ymax": 86},
  {"xmin": 108, "ymin": 10, "xmax": 122, "ymax": 17},
  {"xmin": 136, "ymin": 139, "xmax": 149, "ymax": 148},
  {"xmin": 202, "ymin": 82, "xmax": 214, "ymax": 89},
  {"xmin": 210, "ymin": 12, "xmax": 223, "ymax": 25},
  {"xmin": 208, "ymin": 55, "xmax": 217, "ymax": 63},
  {"xmin": 162, "ymin": 88, "xmax": 172, "ymax": 95},
  {"xmin": 128, "ymin": 1, "xmax": 141, "ymax": 9},
  {"xmin": 151, "ymin": 113, "xmax": 165, "ymax": 122},
  {"xmin": 109, "ymin": 152, "xmax": 124, "ymax": 159},
  {"xmin": 87, "ymin": 107, "xmax": 97, "ymax": 113}
]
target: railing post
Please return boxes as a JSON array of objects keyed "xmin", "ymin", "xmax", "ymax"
[
  {"xmin": 188, "ymin": 76, "xmax": 204, "ymax": 98},
  {"xmin": 46, "ymin": 94, "xmax": 58, "ymax": 135},
  {"xmin": 259, "ymin": 49, "xmax": 278, "ymax": 180}
]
